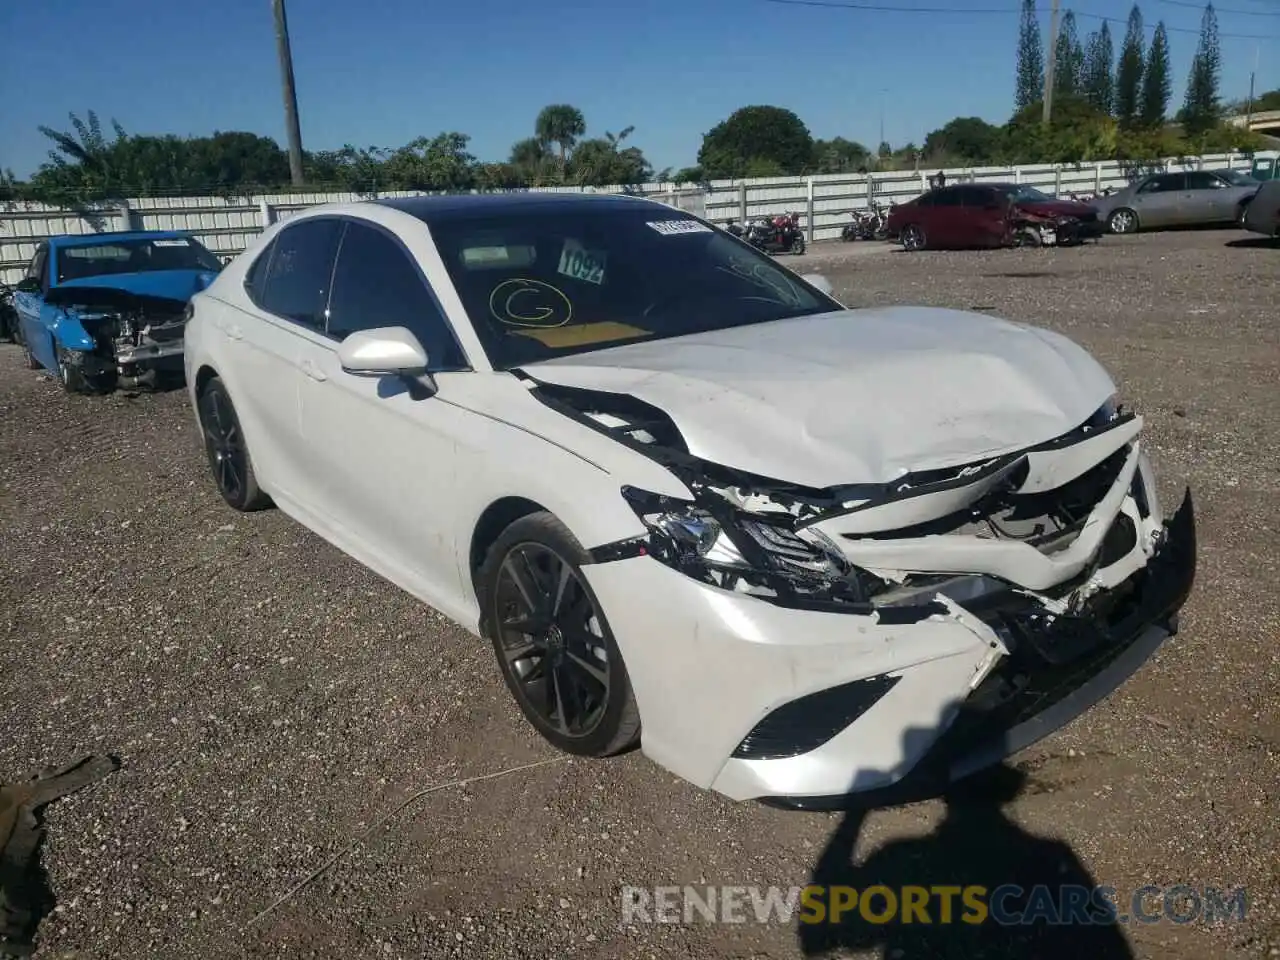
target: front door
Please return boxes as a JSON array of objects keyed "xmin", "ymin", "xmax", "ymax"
[
  {"xmin": 298, "ymin": 219, "xmax": 476, "ymax": 607},
  {"xmin": 927, "ymin": 187, "xmax": 965, "ymax": 247},
  {"xmin": 1181, "ymin": 171, "xmax": 1232, "ymax": 223}
]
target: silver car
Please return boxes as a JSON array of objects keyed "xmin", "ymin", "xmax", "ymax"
[
  {"xmin": 1093, "ymin": 169, "xmax": 1259, "ymax": 234},
  {"xmin": 1242, "ymin": 179, "xmax": 1280, "ymax": 238}
]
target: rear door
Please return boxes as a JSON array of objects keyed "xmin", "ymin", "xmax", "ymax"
[
  {"xmin": 1131, "ymin": 173, "xmax": 1185, "ymax": 227},
  {"xmin": 12, "ymin": 244, "xmax": 55, "ymax": 370},
  {"xmin": 223, "ymin": 216, "xmax": 343, "ymax": 501}
]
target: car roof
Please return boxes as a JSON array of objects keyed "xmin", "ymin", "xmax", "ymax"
[
  {"xmin": 49, "ymin": 230, "xmax": 192, "ymax": 249},
  {"xmin": 374, "ymin": 191, "xmax": 663, "ymax": 223}
]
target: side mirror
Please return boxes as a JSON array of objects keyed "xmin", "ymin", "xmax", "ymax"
[
  {"xmin": 801, "ymin": 273, "xmax": 835, "ymax": 296},
  {"xmin": 338, "ymin": 326, "xmax": 437, "ymax": 399},
  {"xmin": 15, "ymin": 277, "xmax": 41, "ymax": 294},
  {"xmin": 338, "ymin": 326, "xmax": 429, "ymax": 375}
]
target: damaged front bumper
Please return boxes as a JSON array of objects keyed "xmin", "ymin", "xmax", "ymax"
[
  {"xmin": 578, "ymin": 408, "xmax": 1196, "ymax": 804},
  {"xmin": 49, "ymin": 287, "xmax": 190, "ymax": 390},
  {"xmin": 761, "ymin": 487, "xmax": 1194, "ymax": 809}
]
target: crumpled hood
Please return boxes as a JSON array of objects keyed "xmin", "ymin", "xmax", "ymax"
[
  {"xmin": 54, "ymin": 269, "xmax": 216, "ymax": 302},
  {"xmin": 522, "ymin": 307, "xmax": 1117, "ymax": 488},
  {"xmin": 1017, "ymin": 199, "xmax": 1097, "ymax": 219}
]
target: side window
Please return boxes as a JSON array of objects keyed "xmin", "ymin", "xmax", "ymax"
[
  {"xmin": 914, "ymin": 193, "xmax": 935, "ymax": 208},
  {"xmin": 955, "ymin": 186, "xmax": 992, "ymax": 207},
  {"xmin": 1186, "ymin": 171, "xmax": 1224, "ymax": 190},
  {"xmin": 256, "ymin": 218, "xmax": 343, "ymax": 329},
  {"xmin": 932, "ymin": 188, "xmax": 962, "ymax": 207},
  {"xmin": 243, "ymin": 238, "xmax": 277, "ymax": 307},
  {"xmin": 26, "ymin": 245, "xmax": 48, "ymax": 291},
  {"xmin": 1139, "ymin": 174, "xmax": 1184, "ymax": 193},
  {"xmin": 325, "ymin": 221, "xmax": 467, "ymax": 370}
]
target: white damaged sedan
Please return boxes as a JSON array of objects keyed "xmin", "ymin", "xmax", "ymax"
[{"xmin": 184, "ymin": 193, "xmax": 1196, "ymax": 808}]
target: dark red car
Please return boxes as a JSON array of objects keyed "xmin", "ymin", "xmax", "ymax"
[{"xmin": 885, "ymin": 182, "xmax": 1105, "ymax": 251}]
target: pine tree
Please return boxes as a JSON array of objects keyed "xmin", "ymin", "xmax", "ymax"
[
  {"xmin": 1016, "ymin": 0, "xmax": 1045, "ymax": 111},
  {"xmin": 1053, "ymin": 12, "xmax": 1085, "ymax": 98},
  {"xmin": 1115, "ymin": 5, "xmax": 1146, "ymax": 126},
  {"xmin": 1140, "ymin": 22, "xmax": 1172, "ymax": 127},
  {"xmin": 1083, "ymin": 23, "xmax": 1115, "ymax": 114},
  {"xmin": 1181, "ymin": 4, "xmax": 1222, "ymax": 136}
]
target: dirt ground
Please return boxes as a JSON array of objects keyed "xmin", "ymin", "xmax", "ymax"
[{"xmin": 1, "ymin": 228, "xmax": 1277, "ymax": 960}]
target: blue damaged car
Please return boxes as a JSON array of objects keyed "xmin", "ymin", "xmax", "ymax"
[{"xmin": 12, "ymin": 230, "xmax": 223, "ymax": 393}]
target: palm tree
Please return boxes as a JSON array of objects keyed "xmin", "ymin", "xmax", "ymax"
[{"xmin": 535, "ymin": 104, "xmax": 586, "ymax": 181}]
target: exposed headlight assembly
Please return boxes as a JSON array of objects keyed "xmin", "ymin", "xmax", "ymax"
[{"xmin": 620, "ymin": 486, "xmax": 884, "ymax": 606}]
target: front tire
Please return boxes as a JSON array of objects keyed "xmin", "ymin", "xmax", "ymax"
[
  {"xmin": 478, "ymin": 511, "xmax": 641, "ymax": 757},
  {"xmin": 790, "ymin": 235, "xmax": 806, "ymax": 255},
  {"xmin": 1108, "ymin": 208, "xmax": 1138, "ymax": 234},
  {"xmin": 197, "ymin": 376, "xmax": 271, "ymax": 512},
  {"xmin": 56, "ymin": 347, "xmax": 113, "ymax": 394}
]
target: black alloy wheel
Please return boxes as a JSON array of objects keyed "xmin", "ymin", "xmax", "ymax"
[
  {"xmin": 197, "ymin": 377, "xmax": 271, "ymax": 511},
  {"xmin": 901, "ymin": 224, "xmax": 926, "ymax": 251},
  {"xmin": 481, "ymin": 512, "xmax": 640, "ymax": 757}
]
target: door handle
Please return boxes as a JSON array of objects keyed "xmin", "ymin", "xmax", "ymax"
[
  {"xmin": 301, "ymin": 359, "xmax": 327, "ymax": 382},
  {"xmin": 224, "ymin": 323, "xmax": 244, "ymax": 341}
]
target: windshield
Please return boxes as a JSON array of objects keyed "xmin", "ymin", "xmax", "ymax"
[
  {"xmin": 1216, "ymin": 170, "xmax": 1257, "ymax": 187},
  {"xmin": 56, "ymin": 236, "xmax": 222, "ymax": 283},
  {"xmin": 428, "ymin": 208, "xmax": 841, "ymax": 369},
  {"xmin": 1004, "ymin": 185, "xmax": 1054, "ymax": 203}
]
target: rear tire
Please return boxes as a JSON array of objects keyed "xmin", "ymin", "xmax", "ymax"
[
  {"xmin": 478, "ymin": 511, "xmax": 641, "ymax": 758},
  {"xmin": 790, "ymin": 235, "xmax": 806, "ymax": 255},
  {"xmin": 197, "ymin": 376, "xmax": 272, "ymax": 512}
]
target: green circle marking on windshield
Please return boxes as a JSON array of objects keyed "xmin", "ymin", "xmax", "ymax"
[{"xmin": 489, "ymin": 278, "xmax": 573, "ymax": 328}]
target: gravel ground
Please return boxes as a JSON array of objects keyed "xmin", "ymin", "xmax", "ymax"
[{"xmin": 1, "ymin": 228, "xmax": 1277, "ymax": 960}]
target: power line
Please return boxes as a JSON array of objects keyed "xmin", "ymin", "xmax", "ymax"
[
  {"xmin": 1154, "ymin": 0, "xmax": 1278, "ymax": 16},
  {"xmin": 762, "ymin": 0, "xmax": 1011, "ymax": 13},
  {"xmin": 761, "ymin": 0, "xmax": 1280, "ymax": 39},
  {"xmin": 1072, "ymin": 7, "xmax": 1276, "ymax": 36}
]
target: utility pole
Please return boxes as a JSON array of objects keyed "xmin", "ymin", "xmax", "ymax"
[
  {"xmin": 1245, "ymin": 45, "xmax": 1259, "ymax": 126},
  {"xmin": 1042, "ymin": 0, "xmax": 1061, "ymax": 125},
  {"xmin": 272, "ymin": 0, "xmax": 305, "ymax": 186}
]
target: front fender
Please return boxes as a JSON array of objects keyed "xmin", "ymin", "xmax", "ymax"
[{"xmin": 49, "ymin": 310, "xmax": 97, "ymax": 352}]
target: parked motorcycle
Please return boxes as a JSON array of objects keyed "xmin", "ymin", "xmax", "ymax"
[
  {"xmin": 729, "ymin": 212, "xmax": 806, "ymax": 254},
  {"xmin": 841, "ymin": 202, "xmax": 891, "ymax": 241},
  {"xmin": 0, "ymin": 282, "xmax": 18, "ymax": 343}
]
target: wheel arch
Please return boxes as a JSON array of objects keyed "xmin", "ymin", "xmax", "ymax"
[
  {"xmin": 468, "ymin": 496, "xmax": 549, "ymax": 594},
  {"xmin": 193, "ymin": 363, "xmax": 220, "ymax": 396}
]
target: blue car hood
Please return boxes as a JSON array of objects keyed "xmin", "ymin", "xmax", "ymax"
[{"xmin": 54, "ymin": 269, "xmax": 217, "ymax": 302}]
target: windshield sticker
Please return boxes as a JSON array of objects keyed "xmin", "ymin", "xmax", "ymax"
[
  {"xmin": 511, "ymin": 321, "xmax": 651, "ymax": 349},
  {"xmin": 557, "ymin": 239, "xmax": 607, "ymax": 285},
  {"xmin": 646, "ymin": 219, "xmax": 713, "ymax": 236},
  {"xmin": 152, "ymin": 239, "xmax": 191, "ymax": 247},
  {"xmin": 489, "ymin": 278, "xmax": 573, "ymax": 328}
]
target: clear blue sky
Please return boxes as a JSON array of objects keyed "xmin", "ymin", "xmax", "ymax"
[{"xmin": 1, "ymin": 0, "xmax": 1276, "ymax": 178}]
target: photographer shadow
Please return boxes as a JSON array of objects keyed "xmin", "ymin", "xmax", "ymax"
[{"xmin": 797, "ymin": 751, "xmax": 1135, "ymax": 960}]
